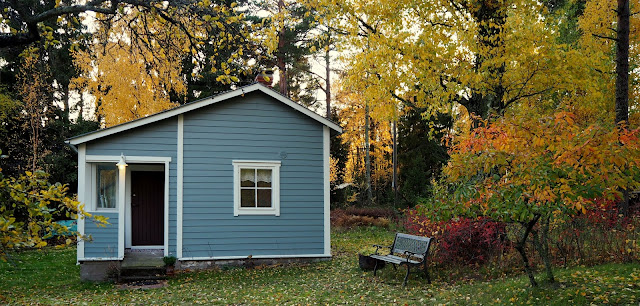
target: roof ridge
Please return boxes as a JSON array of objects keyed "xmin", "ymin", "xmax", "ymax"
[{"xmin": 67, "ymin": 83, "xmax": 341, "ymax": 145}]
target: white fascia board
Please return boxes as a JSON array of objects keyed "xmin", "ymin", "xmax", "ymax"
[
  {"xmin": 69, "ymin": 84, "xmax": 342, "ymax": 145},
  {"xmin": 86, "ymin": 155, "xmax": 171, "ymax": 163},
  {"xmin": 254, "ymin": 86, "xmax": 343, "ymax": 133}
]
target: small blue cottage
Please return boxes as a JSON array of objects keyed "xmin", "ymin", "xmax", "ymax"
[{"xmin": 67, "ymin": 83, "xmax": 342, "ymax": 280}]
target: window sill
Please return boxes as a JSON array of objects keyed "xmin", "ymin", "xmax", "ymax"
[
  {"xmin": 234, "ymin": 209, "xmax": 280, "ymax": 216},
  {"xmin": 91, "ymin": 208, "xmax": 118, "ymax": 213}
]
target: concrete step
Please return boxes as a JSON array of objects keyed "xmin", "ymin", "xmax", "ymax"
[
  {"xmin": 119, "ymin": 274, "xmax": 167, "ymax": 282},
  {"xmin": 120, "ymin": 266, "xmax": 166, "ymax": 277}
]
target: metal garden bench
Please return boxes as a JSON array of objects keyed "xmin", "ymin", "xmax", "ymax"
[{"xmin": 369, "ymin": 233, "xmax": 433, "ymax": 286}]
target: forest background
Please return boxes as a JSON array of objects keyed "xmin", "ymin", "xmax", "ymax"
[{"xmin": 0, "ymin": 0, "xmax": 639, "ymax": 288}]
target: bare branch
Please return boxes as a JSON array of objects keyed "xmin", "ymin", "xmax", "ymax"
[
  {"xmin": 28, "ymin": 1, "xmax": 118, "ymax": 23},
  {"xmin": 592, "ymin": 33, "xmax": 618, "ymax": 41}
]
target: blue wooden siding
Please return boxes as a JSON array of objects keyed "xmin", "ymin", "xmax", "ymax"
[
  {"xmin": 85, "ymin": 118, "xmax": 178, "ymax": 256},
  {"xmin": 182, "ymin": 92, "xmax": 325, "ymax": 258},
  {"xmin": 84, "ymin": 212, "xmax": 118, "ymax": 258}
]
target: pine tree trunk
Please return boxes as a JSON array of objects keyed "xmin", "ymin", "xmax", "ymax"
[
  {"xmin": 277, "ymin": 0, "xmax": 288, "ymax": 97},
  {"xmin": 616, "ymin": 0, "xmax": 630, "ymax": 217},
  {"xmin": 364, "ymin": 102, "xmax": 372, "ymax": 205},
  {"xmin": 325, "ymin": 47, "xmax": 331, "ymax": 118},
  {"xmin": 392, "ymin": 119, "xmax": 397, "ymax": 208},
  {"xmin": 615, "ymin": 0, "xmax": 630, "ymax": 126},
  {"xmin": 63, "ymin": 85, "xmax": 70, "ymax": 124}
]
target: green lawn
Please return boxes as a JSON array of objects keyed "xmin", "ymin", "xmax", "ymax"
[{"xmin": 1, "ymin": 227, "xmax": 639, "ymax": 304}]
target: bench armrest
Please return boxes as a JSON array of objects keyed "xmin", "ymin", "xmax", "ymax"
[
  {"xmin": 403, "ymin": 250, "xmax": 424, "ymax": 262},
  {"xmin": 373, "ymin": 244, "xmax": 391, "ymax": 255}
]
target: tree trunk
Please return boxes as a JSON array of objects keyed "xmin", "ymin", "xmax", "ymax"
[
  {"xmin": 514, "ymin": 215, "xmax": 540, "ymax": 287},
  {"xmin": 615, "ymin": 0, "xmax": 630, "ymax": 126},
  {"xmin": 325, "ymin": 46, "xmax": 331, "ymax": 118},
  {"xmin": 63, "ymin": 85, "xmax": 71, "ymax": 124},
  {"xmin": 616, "ymin": 0, "xmax": 631, "ymax": 217},
  {"xmin": 532, "ymin": 217, "xmax": 555, "ymax": 283},
  {"xmin": 364, "ymin": 102, "xmax": 372, "ymax": 205},
  {"xmin": 392, "ymin": 119, "xmax": 397, "ymax": 208},
  {"xmin": 277, "ymin": 0, "xmax": 288, "ymax": 97}
]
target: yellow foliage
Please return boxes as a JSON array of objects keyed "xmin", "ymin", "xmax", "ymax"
[
  {"xmin": 72, "ymin": 9, "xmax": 188, "ymax": 127},
  {"xmin": 336, "ymin": 83, "xmax": 393, "ymax": 192},
  {"xmin": 310, "ymin": 0, "xmax": 601, "ymax": 126},
  {"xmin": 578, "ymin": 0, "xmax": 640, "ymax": 126},
  {"xmin": 0, "ymin": 169, "xmax": 108, "ymax": 260}
]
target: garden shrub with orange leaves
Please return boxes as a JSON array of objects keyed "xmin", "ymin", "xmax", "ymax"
[{"xmin": 418, "ymin": 111, "xmax": 640, "ymax": 287}]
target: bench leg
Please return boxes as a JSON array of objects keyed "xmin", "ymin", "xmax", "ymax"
[
  {"xmin": 423, "ymin": 262, "xmax": 431, "ymax": 284},
  {"xmin": 373, "ymin": 260, "xmax": 379, "ymax": 276},
  {"xmin": 403, "ymin": 264, "xmax": 410, "ymax": 287}
]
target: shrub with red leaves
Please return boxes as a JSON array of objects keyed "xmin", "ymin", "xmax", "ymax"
[
  {"xmin": 554, "ymin": 198, "xmax": 640, "ymax": 265},
  {"xmin": 404, "ymin": 209, "xmax": 509, "ymax": 265}
]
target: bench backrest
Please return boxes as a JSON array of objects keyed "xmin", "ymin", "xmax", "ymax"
[{"xmin": 391, "ymin": 233, "xmax": 432, "ymax": 260}]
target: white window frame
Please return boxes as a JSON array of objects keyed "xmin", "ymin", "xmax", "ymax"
[
  {"xmin": 232, "ymin": 160, "xmax": 281, "ymax": 216},
  {"xmin": 89, "ymin": 162, "xmax": 119, "ymax": 212}
]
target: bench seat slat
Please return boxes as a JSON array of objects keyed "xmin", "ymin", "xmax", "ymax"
[{"xmin": 369, "ymin": 254, "xmax": 421, "ymax": 265}]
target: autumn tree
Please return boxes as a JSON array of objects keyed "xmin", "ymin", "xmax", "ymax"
[
  {"xmin": 16, "ymin": 48, "xmax": 52, "ymax": 173},
  {"xmin": 310, "ymin": 0, "xmax": 589, "ymax": 125},
  {"xmin": 0, "ymin": 162, "xmax": 108, "ymax": 260},
  {"xmin": 578, "ymin": 0, "xmax": 640, "ymax": 215},
  {"xmin": 423, "ymin": 96, "xmax": 640, "ymax": 286},
  {"xmin": 71, "ymin": 0, "xmax": 252, "ymax": 126},
  {"xmin": 337, "ymin": 84, "xmax": 397, "ymax": 206},
  {"xmin": 0, "ymin": 1, "xmax": 202, "ymax": 49},
  {"xmin": 71, "ymin": 9, "xmax": 187, "ymax": 127}
]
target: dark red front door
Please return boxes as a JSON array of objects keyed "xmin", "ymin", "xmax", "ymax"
[{"xmin": 131, "ymin": 171, "xmax": 164, "ymax": 246}]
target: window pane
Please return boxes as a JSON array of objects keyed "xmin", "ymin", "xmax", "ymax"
[
  {"xmin": 256, "ymin": 169, "xmax": 272, "ymax": 187},
  {"xmin": 240, "ymin": 189, "xmax": 255, "ymax": 207},
  {"xmin": 240, "ymin": 169, "xmax": 255, "ymax": 187},
  {"xmin": 97, "ymin": 165, "xmax": 117, "ymax": 209},
  {"xmin": 257, "ymin": 189, "xmax": 272, "ymax": 207}
]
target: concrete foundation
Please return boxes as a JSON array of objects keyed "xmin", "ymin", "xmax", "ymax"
[
  {"xmin": 178, "ymin": 256, "xmax": 331, "ymax": 271},
  {"xmin": 79, "ymin": 261, "xmax": 121, "ymax": 282}
]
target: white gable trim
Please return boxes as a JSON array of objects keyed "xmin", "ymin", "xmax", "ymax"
[{"xmin": 68, "ymin": 84, "xmax": 341, "ymax": 146}]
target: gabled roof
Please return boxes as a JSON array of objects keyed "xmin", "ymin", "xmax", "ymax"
[{"xmin": 67, "ymin": 83, "xmax": 342, "ymax": 146}]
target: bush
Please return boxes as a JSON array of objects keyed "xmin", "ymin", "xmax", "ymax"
[
  {"xmin": 553, "ymin": 199, "xmax": 640, "ymax": 266},
  {"xmin": 404, "ymin": 209, "xmax": 509, "ymax": 265},
  {"xmin": 405, "ymin": 199, "xmax": 640, "ymax": 271},
  {"xmin": 331, "ymin": 207, "xmax": 395, "ymax": 229}
]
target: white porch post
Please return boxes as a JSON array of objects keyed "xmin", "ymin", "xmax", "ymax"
[
  {"xmin": 77, "ymin": 144, "xmax": 86, "ymax": 262},
  {"xmin": 117, "ymin": 154, "xmax": 127, "ymax": 259}
]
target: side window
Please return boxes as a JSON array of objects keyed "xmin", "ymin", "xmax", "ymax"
[
  {"xmin": 96, "ymin": 163, "xmax": 118, "ymax": 210},
  {"xmin": 233, "ymin": 161, "xmax": 280, "ymax": 216}
]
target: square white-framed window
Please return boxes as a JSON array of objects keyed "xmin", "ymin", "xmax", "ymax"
[
  {"xmin": 90, "ymin": 163, "xmax": 119, "ymax": 211},
  {"xmin": 232, "ymin": 160, "xmax": 281, "ymax": 216}
]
